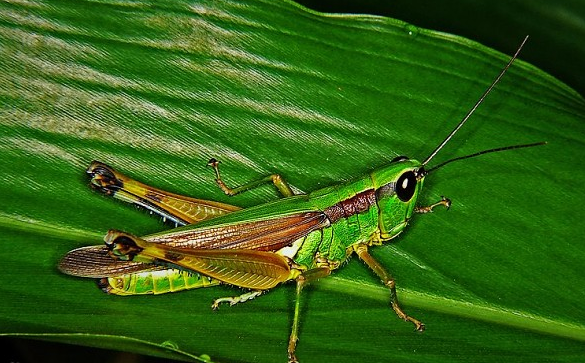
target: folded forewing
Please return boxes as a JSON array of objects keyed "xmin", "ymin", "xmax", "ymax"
[
  {"xmin": 147, "ymin": 211, "xmax": 328, "ymax": 251},
  {"xmin": 58, "ymin": 245, "xmax": 164, "ymax": 278},
  {"xmin": 60, "ymin": 211, "xmax": 329, "ymax": 278}
]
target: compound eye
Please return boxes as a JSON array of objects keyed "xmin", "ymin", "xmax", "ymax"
[{"xmin": 396, "ymin": 171, "xmax": 417, "ymax": 202}]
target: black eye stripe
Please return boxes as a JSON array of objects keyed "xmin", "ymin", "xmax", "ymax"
[
  {"xmin": 391, "ymin": 156, "xmax": 409, "ymax": 163},
  {"xmin": 375, "ymin": 182, "xmax": 395, "ymax": 200}
]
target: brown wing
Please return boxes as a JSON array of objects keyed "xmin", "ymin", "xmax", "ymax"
[
  {"xmin": 146, "ymin": 211, "xmax": 329, "ymax": 251},
  {"xmin": 60, "ymin": 211, "xmax": 329, "ymax": 278},
  {"xmin": 58, "ymin": 245, "xmax": 166, "ymax": 278}
]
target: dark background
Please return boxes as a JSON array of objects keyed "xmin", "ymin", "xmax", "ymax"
[{"xmin": 295, "ymin": 0, "xmax": 584, "ymax": 97}]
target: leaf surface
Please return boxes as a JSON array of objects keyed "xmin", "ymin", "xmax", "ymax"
[{"xmin": 1, "ymin": 0, "xmax": 584, "ymax": 362}]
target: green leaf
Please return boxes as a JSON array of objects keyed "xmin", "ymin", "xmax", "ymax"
[{"xmin": 1, "ymin": 0, "xmax": 584, "ymax": 362}]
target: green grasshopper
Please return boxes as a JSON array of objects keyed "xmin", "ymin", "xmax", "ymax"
[{"xmin": 59, "ymin": 36, "xmax": 543, "ymax": 362}]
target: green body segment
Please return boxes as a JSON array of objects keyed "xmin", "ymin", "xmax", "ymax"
[
  {"xmin": 139, "ymin": 159, "xmax": 423, "ymax": 273},
  {"xmin": 103, "ymin": 269, "xmax": 220, "ymax": 295},
  {"xmin": 83, "ymin": 159, "xmax": 424, "ymax": 295},
  {"xmin": 293, "ymin": 176, "xmax": 382, "ymax": 268}
]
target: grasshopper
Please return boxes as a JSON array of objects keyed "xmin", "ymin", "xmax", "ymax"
[{"xmin": 59, "ymin": 36, "xmax": 543, "ymax": 362}]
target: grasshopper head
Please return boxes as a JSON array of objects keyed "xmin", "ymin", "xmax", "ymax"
[
  {"xmin": 370, "ymin": 157, "xmax": 426, "ymax": 240},
  {"xmin": 366, "ymin": 37, "xmax": 543, "ymax": 242}
]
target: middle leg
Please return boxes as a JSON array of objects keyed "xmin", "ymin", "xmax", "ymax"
[{"xmin": 207, "ymin": 158, "xmax": 296, "ymax": 197}]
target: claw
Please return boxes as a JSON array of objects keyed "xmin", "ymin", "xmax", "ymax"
[{"xmin": 415, "ymin": 196, "xmax": 451, "ymax": 214}]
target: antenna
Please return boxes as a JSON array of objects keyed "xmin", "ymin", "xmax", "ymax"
[
  {"xmin": 425, "ymin": 141, "xmax": 546, "ymax": 173},
  {"xmin": 421, "ymin": 35, "xmax": 529, "ymax": 166}
]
